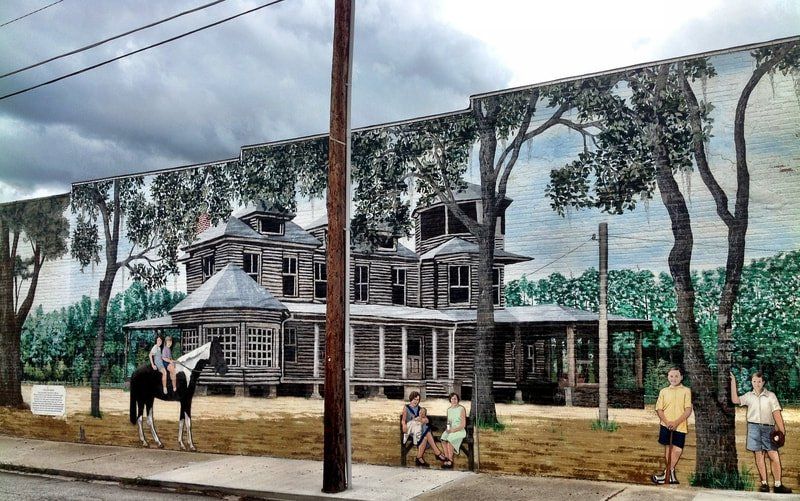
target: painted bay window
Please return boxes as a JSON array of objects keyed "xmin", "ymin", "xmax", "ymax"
[{"xmin": 246, "ymin": 326, "xmax": 275, "ymax": 367}]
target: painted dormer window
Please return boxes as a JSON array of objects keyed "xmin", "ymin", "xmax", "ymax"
[
  {"xmin": 258, "ymin": 217, "xmax": 284, "ymax": 235},
  {"xmin": 201, "ymin": 254, "xmax": 215, "ymax": 282},
  {"xmin": 419, "ymin": 202, "xmax": 477, "ymax": 241},
  {"xmin": 376, "ymin": 235, "xmax": 395, "ymax": 251}
]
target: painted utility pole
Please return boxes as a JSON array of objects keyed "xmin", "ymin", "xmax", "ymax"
[
  {"xmin": 598, "ymin": 222, "xmax": 609, "ymax": 422},
  {"xmin": 323, "ymin": 0, "xmax": 354, "ymax": 493}
]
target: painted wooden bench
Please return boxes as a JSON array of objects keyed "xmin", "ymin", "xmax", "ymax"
[{"xmin": 400, "ymin": 414, "xmax": 474, "ymax": 470}]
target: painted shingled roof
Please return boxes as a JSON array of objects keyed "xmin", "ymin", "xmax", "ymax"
[
  {"xmin": 419, "ymin": 237, "xmax": 531, "ymax": 264},
  {"xmin": 170, "ymin": 264, "xmax": 287, "ymax": 313},
  {"xmin": 123, "ymin": 314, "xmax": 176, "ymax": 330},
  {"xmin": 444, "ymin": 304, "xmax": 651, "ymax": 328},
  {"xmin": 190, "ymin": 217, "xmax": 263, "ymax": 246}
]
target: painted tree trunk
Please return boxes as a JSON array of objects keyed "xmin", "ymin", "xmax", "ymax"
[
  {"xmin": 471, "ymin": 123, "xmax": 500, "ymax": 425},
  {"xmin": 652, "ymin": 83, "xmax": 738, "ymax": 475},
  {"xmin": 0, "ymin": 221, "xmax": 22, "ymax": 407},
  {"xmin": 90, "ymin": 275, "xmax": 114, "ymax": 417}
]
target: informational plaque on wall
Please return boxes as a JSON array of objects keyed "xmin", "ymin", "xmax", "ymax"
[{"xmin": 30, "ymin": 385, "xmax": 66, "ymax": 417}]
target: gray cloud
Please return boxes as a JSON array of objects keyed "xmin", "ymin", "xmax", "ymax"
[{"xmin": 0, "ymin": 0, "xmax": 508, "ymax": 198}]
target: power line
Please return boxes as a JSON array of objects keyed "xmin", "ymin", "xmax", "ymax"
[
  {"xmin": 517, "ymin": 236, "xmax": 595, "ymax": 280},
  {"xmin": 1, "ymin": 0, "xmax": 228, "ymax": 79},
  {"xmin": 609, "ymin": 233, "xmax": 792, "ymax": 254},
  {"xmin": 0, "ymin": 0, "xmax": 63, "ymax": 28},
  {"xmin": 0, "ymin": 0, "xmax": 287, "ymax": 101}
]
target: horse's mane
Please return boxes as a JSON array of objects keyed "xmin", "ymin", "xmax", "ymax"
[{"xmin": 175, "ymin": 341, "xmax": 212, "ymax": 380}]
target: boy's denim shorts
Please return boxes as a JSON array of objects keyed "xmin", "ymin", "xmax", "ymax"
[
  {"xmin": 747, "ymin": 422, "xmax": 778, "ymax": 452},
  {"xmin": 658, "ymin": 425, "xmax": 686, "ymax": 448}
]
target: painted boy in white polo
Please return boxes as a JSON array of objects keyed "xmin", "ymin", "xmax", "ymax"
[{"xmin": 730, "ymin": 371, "xmax": 792, "ymax": 494}]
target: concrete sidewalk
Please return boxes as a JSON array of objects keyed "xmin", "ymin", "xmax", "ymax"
[{"xmin": 0, "ymin": 436, "xmax": 796, "ymax": 500}]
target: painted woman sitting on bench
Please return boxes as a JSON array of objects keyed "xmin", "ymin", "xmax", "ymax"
[{"xmin": 401, "ymin": 391, "xmax": 447, "ymax": 467}]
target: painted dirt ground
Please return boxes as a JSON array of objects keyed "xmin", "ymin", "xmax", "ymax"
[{"xmin": 1, "ymin": 386, "xmax": 798, "ymax": 489}]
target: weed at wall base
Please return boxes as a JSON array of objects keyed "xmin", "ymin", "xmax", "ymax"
[{"xmin": 689, "ymin": 466, "xmax": 754, "ymax": 491}]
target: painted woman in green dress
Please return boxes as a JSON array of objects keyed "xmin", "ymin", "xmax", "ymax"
[{"xmin": 440, "ymin": 392, "xmax": 467, "ymax": 468}]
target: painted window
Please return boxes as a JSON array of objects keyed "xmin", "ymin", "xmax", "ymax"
[
  {"xmin": 392, "ymin": 268, "xmax": 406, "ymax": 305},
  {"xmin": 420, "ymin": 202, "xmax": 478, "ymax": 241},
  {"xmin": 282, "ymin": 256, "xmax": 298, "ymax": 297},
  {"xmin": 420, "ymin": 206, "xmax": 445, "ymax": 240},
  {"xmin": 376, "ymin": 235, "xmax": 395, "ymax": 251},
  {"xmin": 493, "ymin": 267, "xmax": 501, "ymax": 305},
  {"xmin": 449, "ymin": 265, "xmax": 470, "ymax": 304},
  {"xmin": 243, "ymin": 252, "xmax": 260, "ymax": 282},
  {"xmin": 246, "ymin": 326, "xmax": 275, "ymax": 367},
  {"xmin": 181, "ymin": 328, "xmax": 199, "ymax": 352},
  {"xmin": 354, "ymin": 265, "xmax": 369, "ymax": 302},
  {"xmin": 201, "ymin": 254, "xmax": 215, "ymax": 282},
  {"xmin": 205, "ymin": 325, "xmax": 238, "ymax": 367},
  {"xmin": 285, "ymin": 327, "xmax": 297, "ymax": 363},
  {"xmin": 259, "ymin": 217, "xmax": 283, "ymax": 235},
  {"xmin": 314, "ymin": 262, "xmax": 327, "ymax": 299},
  {"xmin": 446, "ymin": 202, "xmax": 477, "ymax": 235}
]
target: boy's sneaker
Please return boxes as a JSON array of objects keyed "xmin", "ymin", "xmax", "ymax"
[
  {"xmin": 759, "ymin": 483, "xmax": 770, "ymax": 492},
  {"xmin": 651, "ymin": 471, "xmax": 666, "ymax": 485},
  {"xmin": 669, "ymin": 469, "xmax": 679, "ymax": 484},
  {"xmin": 774, "ymin": 484, "xmax": 793, "ymax": 494}
]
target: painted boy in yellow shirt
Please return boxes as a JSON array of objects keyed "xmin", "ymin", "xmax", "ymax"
[{"xmin": 651, "ymin": 366, "xmax": 692, "ymax": 485}]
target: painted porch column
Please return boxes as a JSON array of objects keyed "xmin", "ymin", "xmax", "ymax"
[
  {"xmin": 514, "ymin": 325, "xmax": 523, "ymax": 383},
  {"xmin": 376, "ymin": 325, "xmax": 386, "ymax": 398},
  {"xmin": 566, "ymin": 325, "xmax": 576, "ymax": 388},
  {"xmin": 379, "ymin": 325, "xmax": 385, "ymax": 379},
  {"xmin": 635, "ymin": 329, "xmax": 643, "ymax": 388},
  {"xmin": 313, "ymin": 324, "xmax": 320, "ymax": 378},
  {"xmin": 311, "ymin": 323, "xmax": 322, "ymax": 399},
  {"xmin": 401, "ymin": 326, "xmax": 407, "ymax": 379},
  {"xmin": 514, "ymin": 325, "xmax": 523, "ymax": 403},
  {"xmin": 431, "ymin": 328, "xmax": 438, "ymax": 379},
  {"xmin": 566, "ymin": 324, "xmax": 576, "ymax": 407},
  {"xmin": 349, "ymin": 326, "xmax": 354, "ymax": 378},
  {"xmin": 448, "ymin": 328, "xmax": 455, "ymax": 380}
]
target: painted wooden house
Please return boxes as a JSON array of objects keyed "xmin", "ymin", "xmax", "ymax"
[{"xmin": 126, "ymin": 184, "xmax": 652, "ymax": 406}]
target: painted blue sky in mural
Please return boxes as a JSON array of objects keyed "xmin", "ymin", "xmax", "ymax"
[{"xmin": 0, "ymin": 0, "xmax": 798, "ymax": 201}]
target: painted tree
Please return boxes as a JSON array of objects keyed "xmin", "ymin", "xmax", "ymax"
[
  {"xmin": 351, "ymin": 79, "xmax": 620, "ymax": 424},
  {"xmin": 546, "ymin": 40, "xmax": 800, "ymax": 481},
  {"xmin": 0, "ymin": 195, "xmax": 69, "ymax": 406},
  {"xmin": 70, "ymin": 165, "xmax": 235, "ymax": 417}
]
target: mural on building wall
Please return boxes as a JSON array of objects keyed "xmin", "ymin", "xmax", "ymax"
[{"xmin": 1, "ymin": 37, "xmax": 799, "ymax": 488}]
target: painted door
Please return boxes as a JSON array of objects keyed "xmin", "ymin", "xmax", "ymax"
[{"xmin": 407, "ymin": 338, "xmax": 423, "ymax": 379}]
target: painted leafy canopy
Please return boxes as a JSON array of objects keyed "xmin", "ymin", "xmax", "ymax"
[{"xmin": 545, "ymin": 59, "xmax": 716, "ymax": 216}]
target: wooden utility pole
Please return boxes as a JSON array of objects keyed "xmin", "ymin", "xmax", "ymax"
[
  {"xmin": 323, "ymin": 0, "xmax": 354, "ymax": 493},
  {"xmin": 598, "ymin": 222, "xmax": 609, "ymax": 422}
]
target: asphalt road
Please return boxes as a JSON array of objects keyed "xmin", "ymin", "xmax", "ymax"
[{"xmin": 0, "ymin": 470, "xmax": 219, "ymax": 501}]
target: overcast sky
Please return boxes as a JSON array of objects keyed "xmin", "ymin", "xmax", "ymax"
[{"xmin": 0, "ymin": 0, "xmax": 798, "ymax": 203}]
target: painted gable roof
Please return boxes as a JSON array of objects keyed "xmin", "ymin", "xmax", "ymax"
[
  {"xmin": 419, "ymin": 237, "xmax": 531, "ymax": 264},
  {"xmin": 170, "ymin": 264, "xmax": 287, "ymax": 313}
]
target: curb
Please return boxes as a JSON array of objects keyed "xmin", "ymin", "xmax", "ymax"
[{"xmin": 0, "ymin": 463, "xmax": 347, "ymax": 501}]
